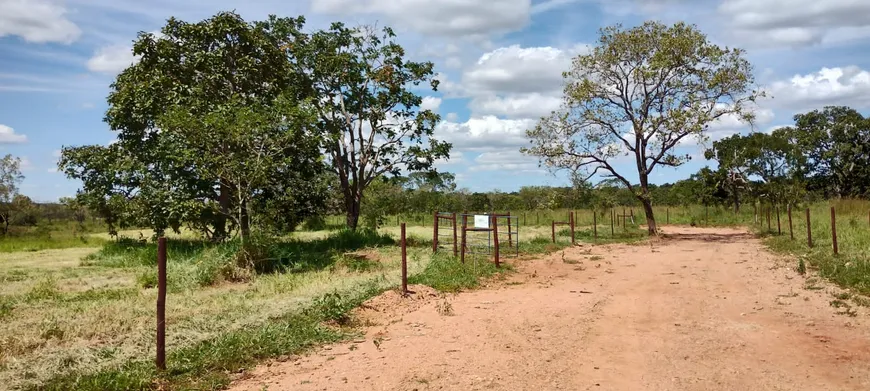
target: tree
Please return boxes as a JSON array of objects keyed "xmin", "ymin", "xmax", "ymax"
[
  {"xmin": 523, "ymin": 21, "xmax": 761, "ymax": 235},
  {"xmin": 60, "ymin": 12, "xmax": 326, "ymax": 241},
  {"xmin": 784, "ymin": 106, "xmax": 870, "ymax": 198},
  {"xmin": 292, "ymin": 23, "xmax": 451, "ymax": 230},
  {"xmin": 705, "ymin": 131, "xmax": 801, "ymax": 206},
  {"xmin": 0, "ymin": 155, "xmax": 24, "ymax": 235}
]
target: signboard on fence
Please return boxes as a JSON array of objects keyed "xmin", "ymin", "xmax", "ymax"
[{"xmin": 474, "ymin": 215, "xmax": 489, "ymax": 229}]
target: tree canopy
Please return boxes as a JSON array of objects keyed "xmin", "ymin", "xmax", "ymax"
[{"xmin": 523, "ymin": 21, "xmax": 762, "ymax": 234}]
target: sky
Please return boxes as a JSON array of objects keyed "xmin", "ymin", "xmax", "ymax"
[{"xmin": 2, "ymin": 0, "xmax": 870, "ymax": 202}]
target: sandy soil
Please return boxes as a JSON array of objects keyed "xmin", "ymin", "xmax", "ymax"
[{"xmin": 228, "ymin": 226, "xmax": 870, "ymax": 391}]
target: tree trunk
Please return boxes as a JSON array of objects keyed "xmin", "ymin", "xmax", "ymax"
[
  {"xmin": 732, "ymin": 184, "xmax": 740, "ymax": 214},
  {"xmin": 345, "ymin": 191, "xmax": 361, "ymax": 230},
  {"xmin": 239, "ymin": 198, "xmax": 250, "ymax": 246},
  {"xmin": 641, "ymin": 198, "xmax": 657, "ymax": 235},
  {"xmin": 214, "ymin": 181, "xmax": 230, "ymax": 241}
]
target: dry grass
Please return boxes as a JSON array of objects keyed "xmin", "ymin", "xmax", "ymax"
[{"xmin": 0, "ymin": 220, "xmax": 584, "ymax": 389}]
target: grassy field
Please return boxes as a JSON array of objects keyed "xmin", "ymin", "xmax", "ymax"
[
  {"xmin": 0, "ymin": 222, "xmax": 108, "ymax": 253},
  {"xmin": 1, "ymin": 201, "xmax": 866, "ymax": 390},
  {"xmin": 0, "ymin": 223, "xmax": 579, "ymax": 390}
]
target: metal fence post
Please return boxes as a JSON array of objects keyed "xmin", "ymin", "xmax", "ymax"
[
  {"xmin": 156, "ymin": 237, "xmax": 167, "ymax": 371},
  {"xmin": 452, "ymin": 212, "xmax": 458, "ymax": 257},
  {"xmin": 492, "ymin": 215, "xmax": 500, "ymax": 268},
  {"xmin": 401, "ymin": 223, "xmax": 408, "ymax": 295},
  {"xmin": 831, "ymin": 207, "xmax": 838, "ymax": 255}
]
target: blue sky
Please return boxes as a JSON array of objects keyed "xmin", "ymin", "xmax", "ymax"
[{"xmin": 2, "ymin": 0, "xmax": 870, "ymax": 201}]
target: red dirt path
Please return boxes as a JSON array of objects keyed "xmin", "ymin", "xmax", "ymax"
[{"xmin": 228, "ymin": 227, "xmax": 870, "ymax": 391}]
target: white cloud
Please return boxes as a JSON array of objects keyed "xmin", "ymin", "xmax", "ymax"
[
  {"xmin": 420, "ymin": 96, "xmax": 442, "ymax": 112},
  {"xmin": 719, "ymin": 0, "xmax": 870, "ymax": 47},
  {"xmin": 0, "ymin": 124, "xmax": 27, "ymax": 144},
  {"xmin": 435, "ymin": 151, "xmax": 465, "ymax": 166},
  {"xmin": 436, "ymin": 115, "xmax": 535, "ymax": 152},
  {"xmin": 766, "ymin": 66, "xmax": 870, "ymax": 111},
  {"xmin": 456, "ymin": 44, "xmax": 589, "ymax": 118},
  {"xmin": 310, "ymin": 0, "xmax": 531, "ymax": 38},
  {"xmin": 87, "ymin": 44, "xmax": 139, "ymax": 74},
  {"xmin": 469, "ymin": 93, "xmax": 562, "ymax": 119},
  {"xmin": 19, "ymin": 157, "xmax": 33, "ymax": 172},
  {"xmin": 463, "ymin": 45, "xmax": 575, "ymax": 95},
  {"xmin": 470, "ymin": 150, "xmax": 542, "ymax": 172},
  {"xmin": 445, "ymin": 112, "xmax": 459, "ymax": 122},
  {"xmin": 0, "ymin": 0, "xmax": 81, "ymax": 43}
]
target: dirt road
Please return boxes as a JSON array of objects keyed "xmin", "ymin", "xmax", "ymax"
[{"xmin": 229, "ymin": 227, "xmax": 870, "ymax": 391}]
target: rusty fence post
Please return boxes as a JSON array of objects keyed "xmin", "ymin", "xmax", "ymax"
[
  {"xmin": 401, "ymin": 223, "xmax": 408, "ymax": 295},
  {"xmin": 156, "ymin": 237, "xmax": 167, "ymax": 371},
  {"xmin": 432, "ymin": 211, "xmax": 438, "ymax": 253},
  {"xmin": 831, "ymin": 207, "xmax": 838, "ymax": 255},
  {"xmin": 460, "ymin": 214, "xmax": 467, "ymax": 263},
  {"xmin": 806, "ymin": 208, "xmax": 813, "ymax": 248},
  {"xmin": 452, "ymin": 212, "xmax": 458, "ymax": 258},
  {"xmin": 569, "ymin": 211, "xmax": 576, "ymax": 245},
  {"xmin": 492, "ymin": 215, "xmax": 500, "ymax": 268},
  {"xmin": 776, "ymin": 206, "xmax": 781, "ymax": 235},
  {"xmin": 788, "ymin": 205, "xmax": 794, "ymax": 240}
]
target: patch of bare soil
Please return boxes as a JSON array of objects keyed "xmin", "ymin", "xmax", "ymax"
[
  {"xmin": 228, "ymin": 226, "xmax": 870, "ymax": 391},
  {"xmin": 354, "ymin": 284, "xmax": 442, "ymax": 326}
]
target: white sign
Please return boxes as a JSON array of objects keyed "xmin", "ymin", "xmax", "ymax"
[{"xmin": 474, "ymin": 215, "xmax": 490, "ymax": 229}]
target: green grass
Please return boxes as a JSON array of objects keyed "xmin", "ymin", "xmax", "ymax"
[
  {"xmin": 0, "ymin": 221, "xmax": 110, "ymax": 253},
  {"xmin": 760, "ymin": 200, "xmax": 870, "ymax": 296},
  {"xmin": 409, "ymin": 253, "xmax": 508, "ymax": 292},
  {"xmin": 0, "ymin": 235, "xmax": 106, "ymax": 253},
  {"xmin": 31, "ymin": 285, "xmax": 381, "ymax": 391}
]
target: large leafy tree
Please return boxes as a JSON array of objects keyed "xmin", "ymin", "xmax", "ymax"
[
  {"xmin": 705, "ymin": 130, "xmax": 803, "ymax": 206},
  {"xmin": 523, "ymin": 21, "xmax": 761, "ymax": 235},
  {"xmin": 60, "ymin": 12, "xmax": 326, "ymax": 240},
  {"xmin": 290, "ymin": 23, "xmax": 451, "ymax": 230},
  {"xmin": 784, "ymin": 106, "xmax": 870, "ymax": 198}
]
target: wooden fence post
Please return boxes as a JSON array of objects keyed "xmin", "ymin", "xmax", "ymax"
[
  {"xmin": 610, "ymin": 208, "xmax": 615, "ymax": 236},
  {"xmin": 569, "ymin": 211, "xmax": 575, "ymax": 245},
  {"xmin": 787, "ymin": 205, "xmax": 794, "ymax": 240},
  {"xmin": 776, "ymin": 206, "xmax": 781, "ymax": 235},
  {"xmin": 432, "ymin": 211, "xmax": 438, "ymax": 253},
  {"xmin": 492, "ymin": 215, "xmax": 500, "ymax": 268},
  {"xmin": 831, "ymin": 207, "xmax": 838, "ymax": 255},
  {"xmin": 156, "ymin": 237, "xmax": 167, "ymax": 371},
  {"xmin": 766, "ymin": 207, "xmax": 771, "ymax": 232},
  {"xmin": 806, "ymin": 208, "xmax": 813, "ymax": 248},
  {"xmin": 401, "ymin": 223, "xmax": 408, "ymax": 295},
  {"xmin": 593, "ymin": 209, "xmax": 598, "ymax": 240},
  {"xmin": 666, "ymin": 207, "xmax": 669, "ymax": 225}
]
